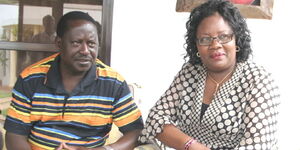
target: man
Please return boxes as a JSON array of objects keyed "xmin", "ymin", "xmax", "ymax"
[
  {"xmin": 4, "ymin": 11, "xmax": 143, "ymax": 150},
  {"xmin": 32, "ymin": 14, "xmax": 56, "ymax": 44},
  {"xmin": 28, "ymin": 15, "xmax": 57, "ymax": 65}
]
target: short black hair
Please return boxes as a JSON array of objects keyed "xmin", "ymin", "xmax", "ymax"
[
  {"xmin": 185, "ymin": 0, "xmax": 252, "ymax": 65},
  {"xmin": 42, "ymin": 15, "xmax": 55, "ymax": 25},
  {"xmin": 56, "ymin": 11, "xmax": 97, "ymax": 38}
]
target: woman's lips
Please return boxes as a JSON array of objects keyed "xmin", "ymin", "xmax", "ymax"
[{"xmin": 210, "ymin": 52, "xmax": 225, "ymax": 60}]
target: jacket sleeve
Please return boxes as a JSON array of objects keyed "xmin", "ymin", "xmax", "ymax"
[
  {"xmin": 237, "ymin": 68, "xmax": 280, "ymax": 150},
  {"xmin": 138, "ymin": 63, "xmax": 190, "ymax": 143}
]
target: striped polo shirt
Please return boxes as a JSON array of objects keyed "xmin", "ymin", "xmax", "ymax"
[{"xmin": 4, "ymin": 53, "xmax": 143, "ymax": 149}]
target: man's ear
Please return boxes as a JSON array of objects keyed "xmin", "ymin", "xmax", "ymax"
[{"xmin": 55, "ymin": 36, "xmax": 62, "ymax": 50}]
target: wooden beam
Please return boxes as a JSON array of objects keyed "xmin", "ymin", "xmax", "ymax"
[
  {"xmin": 99, "ymin": 0, "xmax": 113, "ymax": 65},
  {"xmin": 0, "ymin": 41, "xmax": 57, "ymax": 52},
  {"xmin": 175, "ymin": 0, "xmax": 273, "ymax": 19}
]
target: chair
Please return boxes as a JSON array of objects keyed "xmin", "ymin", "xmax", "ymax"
[{"xmin": 105, "ymin": 83, "xmax": 159, "ymax": 150}]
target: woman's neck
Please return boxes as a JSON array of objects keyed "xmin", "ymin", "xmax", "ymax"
[{"xmin": 206, "ymin": 65, "xmax": 236, "ymax": 83}]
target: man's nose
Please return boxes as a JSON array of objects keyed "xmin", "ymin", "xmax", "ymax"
[{"xmin": 80, "ymin": 43, "xmax": 89, "ymax": 55}]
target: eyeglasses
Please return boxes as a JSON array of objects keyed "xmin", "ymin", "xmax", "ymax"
[{"xmin": 197, "ymin": 33, "xmax": 234, "ymax": 46}]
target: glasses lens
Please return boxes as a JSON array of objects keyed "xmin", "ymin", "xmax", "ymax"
[
  {"xmin": 197, "ymin": 34, "xmax": 233, "ymax": 45},
  {"xmin": 218, "ymin": 34, "xmax": 233, "ymax": 44},
  {"xmin": 198, "ymin": 37, "xmax": 212, "ymax": 45}
]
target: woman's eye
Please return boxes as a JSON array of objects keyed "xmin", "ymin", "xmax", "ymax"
[
  {"xmin": 219, "ymin": 35, "xmax": 228, "ymax": 40},
  {"xmin": 200, "ymin": 37, "xmax": 211, "ymax": 42}
]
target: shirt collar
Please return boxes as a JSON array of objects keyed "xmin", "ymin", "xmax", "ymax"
[{"xmin": 45, "ymin": 55, "xmax": 98, "ymax": 95}]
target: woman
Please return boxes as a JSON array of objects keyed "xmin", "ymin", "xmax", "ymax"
[{"xmin": 139, "ymin": 0, "xmax": 280, "ymax": 149}]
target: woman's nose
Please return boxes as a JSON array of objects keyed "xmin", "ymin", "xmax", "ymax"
[{"xmin": 209, "ymin": 38, "xmax": 222, "ymax": 50}]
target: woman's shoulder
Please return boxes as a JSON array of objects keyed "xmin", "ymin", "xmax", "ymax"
[
  {"xmin": 240, "ymin": 60, "xmax": 274, "ymax": 82},
  {"xmin": 242, "ymin": 61, "xmax": 270, "ymax": 75},
  {"xmin": 240, "ymin": 61, "xmax": 280, "ymax": 102},
  {"xmin": 181, "ymin": 62, "xmax": 203, "ymax": 72},
  {"xmin": 175, "ymin": 62, "xmax": 202, "ymax": 79}
]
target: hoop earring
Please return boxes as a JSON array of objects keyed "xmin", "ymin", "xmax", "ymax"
[
  {"xmin": 236, "ymin": 46, "xmax": 240, "ymax": 52},
  {"xmin": 196, "ymin": 52, "xmax": 200, "ymax": 57}
]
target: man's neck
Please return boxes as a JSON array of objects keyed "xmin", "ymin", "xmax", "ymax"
[{"xmin": 60, "ymin": 68, "xmax": 87, "ymax": 93}]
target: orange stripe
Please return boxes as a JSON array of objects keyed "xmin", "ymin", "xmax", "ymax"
[
  {"xmin": 96, "ymin": 59, "xmax": 110, "ymax": 69},
  {"xmin": 30, "ymin": 115, "xmax": 112, "ymax": 126},
  {"xmin": 112, "ymin": 101, "xmax": 134, "ymax": 113},
  {"xmin": 32, "ymin": 102, "xmax": 112, "ymax": 109},
  {"xmin": 29, "ymin": 53, "xmax": 59, "ymax": 68},
  {"xmin": 21, "ymin": 67, "xmax": 50, "ymax": 78},
  {"xmin": 114, "ymin": 110, "xmax": 141, "ymax": 127},
  {"xmin": 7, "ymin": 108, "xmax": 31, "ymax": 123},
  {"xmin": 32, "ymin": 101, "xmax": 63, "ymax": 107},
  {"xmin": 12, "ymin": 97, "xmax": 31, "ymax": 108},
  {"xmin": 20, "ymin": 53, "xmax": 59, "ymax": 78},
  {"xmin": 64, "ymin": 115, "xmax": 112, "ymax": 125},
  {"xmin": 97, "ymin": 68, "xmax": 125, "ymax": 82}
]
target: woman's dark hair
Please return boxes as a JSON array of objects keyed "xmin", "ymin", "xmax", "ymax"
[
  {"xmin": 185, "ymin": 0, "xmax": 252, "ymax": 65},
  {"xmin": 56, "ymin": 11, "xmax": 97, "ymax": 38}
]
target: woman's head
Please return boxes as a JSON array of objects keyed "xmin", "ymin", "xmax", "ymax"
[{"xmin": 185, "ymin": 0, "xmax": 252, "ymax": 65}]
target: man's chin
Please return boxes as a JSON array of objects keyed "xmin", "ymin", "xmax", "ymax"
[{"xmin": 73, "ymin": 64, "xmax": 92, "ymax": 73}]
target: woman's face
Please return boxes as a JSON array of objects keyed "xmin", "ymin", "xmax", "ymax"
[{"xmin": 196, "ymin": 13, "xmax": 237, "ymax": 72}]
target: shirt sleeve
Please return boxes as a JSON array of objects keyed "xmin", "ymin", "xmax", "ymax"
[
  {"xmin": 4, "ymin": 76, "xmax": 33, "ymax": 136},
  {"xmin": 237, "ymin": 69, "xmax": 280, "ymax": 150},
  {"xmin": 112, "ymin": 80, "xmax": 144, "ymax": 133},
  {"xmin": 138, "ymin": 64, "xmax": 188, "ymax": 143}
]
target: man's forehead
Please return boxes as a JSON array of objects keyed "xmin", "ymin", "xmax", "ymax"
[
  {"xmin": 67, "ymin": 19, "xmax": 95, "ymax": 28},
  {"xmin": 63, "ymin": 20, "xmax": 97, "ymax": 35}
]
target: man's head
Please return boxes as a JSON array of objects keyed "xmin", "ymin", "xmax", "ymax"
[
  {"xmin": 43, "ymin": 15, "xmax": 56, "ymax": 35},
  {"xmin": 56, "ymin": 11, "xmax": 97, "ymax": 38},
  {"xmin": 55, "ymin": 11, "xmax": 99, "ymax": 75}
]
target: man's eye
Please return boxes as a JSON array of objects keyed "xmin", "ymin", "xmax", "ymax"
[
  {"xmin": 71, "ymin": 41, "xmax": 80, "ymax": 46},
  {"xmin": 88, "ymin": 42, "xmax": 96, "ymax": 47}
]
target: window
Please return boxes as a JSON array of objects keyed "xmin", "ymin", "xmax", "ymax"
[{"xmin": 0, "ymin": 0, "xmax": 113, "ymax": 101}]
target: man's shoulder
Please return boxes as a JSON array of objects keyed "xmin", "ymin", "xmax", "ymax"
[
  {"xmin": 95, "ymin": 59, "xmax": 125, "ymax": 82},
  {"xmin": 20, "ymin": 53, "xmax": 58, "ymax": 79}
]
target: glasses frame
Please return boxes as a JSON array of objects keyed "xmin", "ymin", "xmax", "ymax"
[{"xmin": 196, "ymin": 33, "xmax": 234, "ymax": 46}]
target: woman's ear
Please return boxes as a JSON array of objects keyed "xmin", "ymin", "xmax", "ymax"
[{"xmin": 55, "ymin": 36, "xmax": 62, "ymax": 50}]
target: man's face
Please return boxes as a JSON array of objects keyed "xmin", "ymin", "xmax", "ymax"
[
  {"xmin": 43, "ymin": 16, "xmax": 56, "ymax": 35},
  {"xmin": 57, "ymin": 20, "xmax": 99, "ymax": 75}
]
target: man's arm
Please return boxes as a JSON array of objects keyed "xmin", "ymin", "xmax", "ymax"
[
  {"xmin": 6, "ymin": 132, "xmax": 31, "ymax": 150},
  {"xmin": 107, "ymin": 129, "xmax": 141, "ymax": 150},
  {"xmin": 56, "ymin": 129, "xmax": 142, "ymax": 150}
]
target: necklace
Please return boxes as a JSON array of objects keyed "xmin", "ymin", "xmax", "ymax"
[{"xmin": 207, "ymin": 68, "xmax": 235, "ymax": 95}]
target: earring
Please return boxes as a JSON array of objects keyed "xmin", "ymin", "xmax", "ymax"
[
  {"xmin": 196, "ymin": 52, "xmax": 200, "ymax": 57},
  {"xmin": 236, "ymin": 46, "xmax": 240, "ymax": 52}
]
